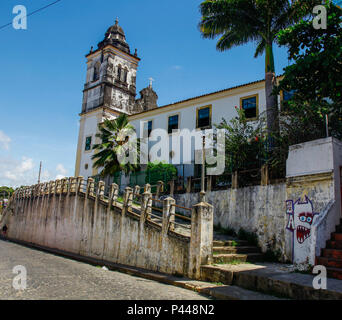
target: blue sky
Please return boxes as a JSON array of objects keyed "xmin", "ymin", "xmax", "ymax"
[{"xmin": 0, "ymin": 0, "xmax": 290, "ymax": 187}]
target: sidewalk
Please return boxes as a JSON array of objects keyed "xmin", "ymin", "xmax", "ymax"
[{"xmin": 201, "ymin": 262, "xmax": 342, "ymax": 300}]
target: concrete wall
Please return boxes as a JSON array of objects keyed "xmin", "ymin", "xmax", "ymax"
[
  {"xmin": 175, "ymin": 184, "xmax": 287, "ymax": 257},
  {"xmin": 1, "ymin": 179, "xmax": 213, "ymax": 278},
  {"xmin": 285, "ymin": 137, "xmax": 342, "ymax": 265},
  {"xmin": 174, "ymin": 138, "xmax": 342, "ymax": 265}
]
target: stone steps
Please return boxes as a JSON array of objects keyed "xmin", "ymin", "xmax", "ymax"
[
  {"xmin": 327, "ymin": 267, "xmax": 342, "ymax": 280},
  {"xmin": 213, "ymin": 246, "xmax": 260, "ymax": 254},
  {"xmin": 213, "ymin": 233, "xmax": 263, "ymax": 265},
  {"xmin": 316, "ymin": 222, "xmax": 342, "ymax": 280},
  {"xmin": 213, "ymin": 253, "xmax": 264, "ymax": 264},
  {"xmin": 322, "ymin": 249, "xmax": 342, "ymax": 260},
  {"xmin": 326, "ymin": 240, "xmax": 342, "ymax": 250},
  {"xmin": 332, "ymin": 233, "xmax": 342, "ymax": 241},
  {"xmin": 213, "ymin": 240, "xmax": 249, "ymax": 247},
  {"xmin": 316, "ymin": 256, "xmax": 342, "ymax": 269}
]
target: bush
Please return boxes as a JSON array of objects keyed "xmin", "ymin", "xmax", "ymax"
[
  {"xmin": 145, "ymin": 162, "xmax": 177, "ymax": 186},
  {"xmin": 237, "ymin": 228, "xmax": 258, "ymax": 246}
]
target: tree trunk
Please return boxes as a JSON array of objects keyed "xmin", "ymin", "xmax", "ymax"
[{"xmin": 265, "ymin": 43, "xmax": 279, "ymax": 136}]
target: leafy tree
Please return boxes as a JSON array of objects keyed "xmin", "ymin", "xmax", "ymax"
[
  {"xmin": 199, "ymin": 0, "xmax": 319, "ymax": 135},
  {"xmin": 277, "ymin": 1, "xmax": 342, "ymax": 140},
  {"xmin": 92, "ymin": 114, "xmax": 140, "ymax": 177},
  {"xmin": 0, "ymin": 186, "xmax": 14, "ymax": 199},
  {"xmin": 215, "ymin": 108, "xmax": 267, "ymax": 172},
  {"xmin": 145, "ymin": 162, "xmax": 177, "ymax": 186}
]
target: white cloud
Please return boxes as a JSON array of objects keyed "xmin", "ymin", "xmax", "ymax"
[
  {"xmin": 171, "ymin": 65, "xmax": 183, "ymax": 70},
  {"xmin": 0, "ymin": 157, "xmax": 36, "ymax": 187},
  {"xmin": 56, "ymin": 164, "xmax": 68, "ymax": 180},
  {"xmin": 0, "ymin": 131, "xmax": 11, "ymax": 150}
]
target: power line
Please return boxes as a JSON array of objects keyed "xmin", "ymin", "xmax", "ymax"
[{"xmin": 0, "ymin": 0, "xmax": 62, "ymax": 31}]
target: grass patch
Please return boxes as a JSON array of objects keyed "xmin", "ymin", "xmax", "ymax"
[{"xmin": 214, "ymin": 260, "xmax": 250, "ymax": 266}]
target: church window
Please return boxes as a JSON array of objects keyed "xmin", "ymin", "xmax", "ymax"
[
  {"xmin": 196, "ymin": 105, "xmax": 212, "ymax": 129},
  {"xmin": 147, "ymin": 120, "xmax": 153, "ymax": 137},
  {"xmin": 117, "ymin": 67, "xmax": 122, "ymax": 81},
  {"xmin": 93, "ymin": 63, "xmax": 100, "ymax": 81},
  {"xmin": 85, "ymin": 136, "xmax": 92, "ymax": 151},
  {"xmin": 240, "ymin": 94, "xmax": 258, "ymax": 120},
  {"xmin": 123, "ymin": 70, "xmax": 128, "ymax": 83},
  {"xmin": 168, "ymin": 115, "xmax": 179, "ymax": 134}
]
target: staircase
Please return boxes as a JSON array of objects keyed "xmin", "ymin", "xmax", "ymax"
[
  {"xmin": 213, "ymin": 234, "xmax": 263, "ymax": 264},
  {"xmin": 316, "ymin": 219, "xmax": 342, "ymax": 280}
]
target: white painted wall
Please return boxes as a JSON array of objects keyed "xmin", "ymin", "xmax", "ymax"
[
  {"xmin": 130, "ymin": 85, "xmax": 270, "ymax": 177},
  {"xmin": 79, "ymin": 112, "xmax": 100, "ymax": 178},
  {"xmin": 286, "ymin": 137, "xmax": 335, "ymax": 177}
]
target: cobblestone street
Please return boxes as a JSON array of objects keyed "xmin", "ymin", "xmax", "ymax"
[{"xmin": 0, "ymin": 240, "xmax": 210, "ymax": 300}]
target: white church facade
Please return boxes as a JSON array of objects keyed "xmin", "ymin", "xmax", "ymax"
[{"xmin": 75, "ymin": 21, "xmax": 288, "ymax": 181}]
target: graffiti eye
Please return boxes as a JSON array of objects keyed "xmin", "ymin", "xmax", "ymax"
[
  {"xmin": 300, "ymin": 216, "xmax": 306, "ymax": 222},
  {"xmin": 307, "ymin": 217, "xmax": 312, "ymax": 223}
]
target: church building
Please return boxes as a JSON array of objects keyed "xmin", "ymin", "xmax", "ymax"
[{"xmin": 75, "ymin": 20, "xmax": 288, "ymax": 181}]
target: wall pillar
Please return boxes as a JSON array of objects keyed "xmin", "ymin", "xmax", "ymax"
[
  {"xmin": 169, "ymin": 180, "xmax": 175, "ymax": 197},
  {"xmin": 156, "ymin": 181, "xmax": 164, "ymax": 199},
  {"xmin": 232, "ymin": 171, "xmax": 238, "ymax": 189},
  {"xmin": 186, "ymin": 177, "xmax": 192, "ymax": 194},
  {"xmin": 188, "ymin": 202, "xmax": 214, "ymax": 279},
  {"xmin": 160, "ymin": 197, "xmax": 176, "ymax": 270},
  {"xmin": 207, "ymin": 176, "xmax": 212, "ymax": 192},
  {"xmin": 261, "ymin": 164, "xmax": 269, "ymax": 186}
]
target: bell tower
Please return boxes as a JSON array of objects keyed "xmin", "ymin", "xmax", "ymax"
[
  {"xmin": 81, "ymin": 18, "xmax": 140, "ymax": 115},
  {"xmin": 75, "ymin": 19, "xmax": 159, "ymax": 178}
]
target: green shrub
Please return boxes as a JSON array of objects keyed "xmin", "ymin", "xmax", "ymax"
[
  {"xmin": 263, "ymin": 249, "xmax": 282, "ymax": 262},
  {"xmin": 237, "ymin": 228, "xmax": 258, "ymax": 246},
  {"xmin": 145, "ymin": 162, "xmax": 177, "ymax": 186}
]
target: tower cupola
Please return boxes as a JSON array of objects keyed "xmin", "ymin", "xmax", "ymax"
[{"xmin": 97, "ymin": 18, "xmax": 131, "ymax": 54}]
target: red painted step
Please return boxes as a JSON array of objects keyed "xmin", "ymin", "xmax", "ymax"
[
  {"xmin": 331, "ymin": 233, "xmax": 342, "ymax": 241},
  {"xmin": 322, "ymin": 249, "xmax": 342, "ymax": 260},
  {"xmin": 317, "ymin": 256, "xmax": 342, "ymax": 269},
  {"xmin": 327, "ymin": 267, "xmax": 342, "ymax": 281},
  {"xmin": 326, "ymin": 240, "xmax": 342, "ymax": 250}
]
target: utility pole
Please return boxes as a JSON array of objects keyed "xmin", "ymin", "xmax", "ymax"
[
  {"xmin": 38, "ymin": 161, "xmax": 42, "ymax": 184},
  {"xmin": 200, "ymin": 134, "xmax": 206, "ymax": 202}
]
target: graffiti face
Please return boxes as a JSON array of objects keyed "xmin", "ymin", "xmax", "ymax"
[
  {"xmin": 286, "ymin": 196, "xmax": 318, "ymax": 244},
  {"xmin": 294, "ymin": 201, "xmax": 315, "ymax": 244},
  {"xmin": 286, "ymin": 196, "xmax": 319, "ymax": 264}
]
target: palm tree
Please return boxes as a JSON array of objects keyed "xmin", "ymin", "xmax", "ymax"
[
  {"xmin": 199, "ymin": 0, "xmax": 319, "ymax": 135},
  {"xmin": 92, "ymin": 114, "xmax": 140, "ymax": 177}
]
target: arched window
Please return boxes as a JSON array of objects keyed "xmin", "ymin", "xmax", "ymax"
[
  {"xmin": 117, "ymin": 66, "xmax": 122, "ymax": 81},
  {"xmin": 93, "ymin": 62, "xmax": 100, "ymax": 81},
  {"xmin": 123, "ymin": 69, "xmax": 128, "ymax": 83}
]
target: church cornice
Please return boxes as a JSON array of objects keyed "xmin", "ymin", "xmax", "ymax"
[
  {"xmin": 83, "ymin": 79, "xmax": 136, "ymax": 96},
  {"xmin": 86, "ymin": 44, "xmax": 140, "ymax": 64},
  {"xmin": 79, "ymin": 106, "xmax": 127, "ymax": 117}
]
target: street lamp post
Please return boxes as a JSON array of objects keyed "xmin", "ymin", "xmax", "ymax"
[{"xmin": 200, "ymin": 134, "xmax": 206, "ymax": 202}]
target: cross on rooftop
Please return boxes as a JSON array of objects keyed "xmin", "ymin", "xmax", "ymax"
[{"xmin": 149, "ymin": 77, "xmax": 155, "ymax": 88}]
